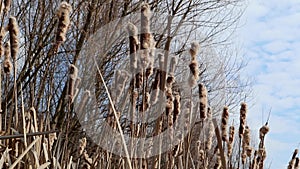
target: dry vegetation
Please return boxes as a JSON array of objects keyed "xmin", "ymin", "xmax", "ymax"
[{"xmin": 0, "ymin": 0, "xmax": 298, "ymax": 169}]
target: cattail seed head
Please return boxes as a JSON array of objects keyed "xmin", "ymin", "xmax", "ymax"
[
  {"xmin": 206, "ymin": 120, "xmax": 214, "ymax": 150},
  {"xmin": 221, "ymin": 106, "xmax": 229, "ymax": 142},
  {"xmin": 3, "ymin": 42, "xmax": 12, "ymax": 74},
  {"xmin": 227, "ymin": 126, "xmax": 235, "ymax": 157},
  {"xmin": 293, "ymin": 149, "xmax": 299, "ymax": 159},
  {"xmin": 198, "ymin": 83, "xmax": 208, "ymax": 120},
  {"xmin": 4, "ymin": 0, "xmax": 11, "ymax": 13},
  {"xmin": 0, "ymin": 28, "xmax": 6, "ymax": 57},
  {"xmin": 169, "ymin": 56, "xmax": 177, "ymax": 74},
  {"xmin": 79, "ymin": 137, "xmax": 87, "ymax": 155},
  {"xmin": 127, "ymin": 22, "xmax": 139, "ymax": 44},
  {"xmin": 239, "ymin": 102, "xmax": 247, "ymax": 138},
  {"xmin": 188, "ymin": 60, "xmax": 199, "ymax": 87},
  {"xmin": 8, "ymin": 16, "xmax": 19, "ymax": 60},
  {"xmin": 68, "ymin": 64, "xmax": 78, "ymax": 101},
  {"xmin": 56, "ymin": 1, "xmax": 72, "ymax": 44},
  {"xmin": 295, "ymin": 157, "xmax": 299, "ymax": 169},
  {"xmin": 173, "ymin": 93, "xmax": 181, "ymax": 124},
  {"xmin": 188, "ymin": 42, "xmax": 200, "ymax": 87},
  {"xmin": 259, "ymin": 125, "xmax": 269, "ymax": 140}
]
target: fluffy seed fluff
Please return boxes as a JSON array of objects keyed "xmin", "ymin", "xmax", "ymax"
[
  {"xmin": 8, "ymin": 16, "xmax": 19, "ymax": 60},
  {"xmin": 189, "ymin": 41, "xmax": 200, "ymax": 60},
  {"xmin": 56, "ymin": 1, "xmax": 72, "ymax": 43},
  {"xmin": 127, "ymin": 22, "xmax": 139, "ymax": 46}
]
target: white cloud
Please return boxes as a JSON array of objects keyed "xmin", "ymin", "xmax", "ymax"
[{"xmin": 238, "ymin": 0, "xmax": 300, "ymax": 168}]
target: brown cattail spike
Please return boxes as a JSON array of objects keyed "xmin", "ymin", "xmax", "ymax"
[
  {"xmin": 227, "ymin": 126, "xmax": 235, "ymax": 157},
  {"xmin": 239, "ymin": 102, "xmax": 247, "ymax": 138},
  {"xmin": 221, "ymin": 106, "xmax": 229, "ymax": 142},
  {"xmin": 3, "ymin": 42, "xmax": 12, "ymax": 74},
  {"xmin": 8, "ymin": 16, "xmax": 19, "ymax": 60},
  {"xmin": 56, "ymin": 1, "xmax": 72, "ymax": 44},
  {"xmin": 188, "ymin": 42, "xmax": 200, "ymax": 87},
  {"xmin": 198, "ymin": 83, "xmax": 208, "ymax": 120},
  {"xmin": 4, "ymin": 0, "xmax": 11, "ymax": 13},
  {"xmin": 259, "ymin": 124, "xmax": 269, "ymax": 140},
  {"xmin": 0, "ymin": 28, "xmax": 6, "ymax": 57},
  {"xmin": 127, "ymin": 22, "xmax": 139, "ymax": 73},
  {"xmin": 68, "ymin": 64, "xmax": 78, "ymax": 102}
]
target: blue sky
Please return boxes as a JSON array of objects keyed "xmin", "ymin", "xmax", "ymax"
[{"xmin": 239, "ymin": 0, "xmax": 300, "ymax": 168}]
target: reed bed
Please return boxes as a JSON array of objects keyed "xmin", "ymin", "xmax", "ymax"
[{"xmin": 0, "ymin": 2, "xmax": 298, "ymax": 169}]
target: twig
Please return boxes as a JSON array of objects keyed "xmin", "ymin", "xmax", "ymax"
[{"xmin": 0, "ymin": 130, "xmax": 58, "ymax": 140}]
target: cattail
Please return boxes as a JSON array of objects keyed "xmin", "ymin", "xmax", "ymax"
[
  {"xmin": 258, "ymin": 147, "xmax": 267, "ymax": 168},
  {"xmin": 56, "ymin": 1, "xmax": 72, "ymax": 44},
  {"xmin": 221, "ymin": 106, "xmax": 229, "ymax": 142},
  {"xmin": 79, "ymin": 137, "xmax": 86, "ymax": 155},
  {"xmin": 259, "ymin": 124, "xmax": 269, "ymax": 140},
  {"xmin": 246, "ymin": 146, "xmax": 253, "ymax": 157},
  {"xmin": 140, "ymin": 3, "xmax": 151, "ymax": 49},
  {"xmin": 49, "ymin": 133, "xmax": 57, "ymax": 152},
  {"xmin": 0, "ymin": 28, "xmax": 6, "ymax": 57},
  {"xmin": 288, "ymin": 149, "xmax": 299, "ymax": 169},
  {"xmin": 252, "ymin": 150, "xmax": 258, "ymax": 169},
  {"xmin": 295, "ymin": 157, "xmax": 299, "ymax": 169},
  {"xmin": 150, "ymin": 69, "xmax": 160, "ymax": 105},
  {"xmin": 114, "ymin": 70, "xmax": 129, "ymax": 103},
  {"xmin": 173, "ymin": 92, "xmax": 181, "ymax": 124},
  {"xmin": 169, "ymin": 56, "xmax": 177, "ymax": 75},
  {"xmin": 68, "ymin": 64, "xmax": 78, "ymax": 102},
  {"xmin": 188, "ymin": 61, "xmax": 199, "ymax": 87},
  {"xmin": 239, "ymin": 102, "xmax": 247, "ymax": 138},
  {"xmin": 8, "ymin": 16, "xmax": 19, "ymax": 60},
  {"xmin": 199, "ymin": 83, "xmax": 208, "ymax": 120},
  {"xmin": 4, "ymin": 0, "xmax": 11, "ymax": 13},
  {"xmin": 3, "ymin": 42, "xmax": 12, "ymax": 74},
  {"xmin": 241, "ymin": 153, "xmax": 247, "ymax": 165},
  {"xmin": 188, "ymin": 42, "xmax": 200, "ymax": 87},
  {"xmin": 140, "ymin": 3, "xmax": 151, "ymax": 71},
  {"xmin": 189, "ymin": 42, "xmax": 200, "ymax": 60},
  {"xmin": 227, "ymin": 126, "xmax": 235, "ymax": 156},
  {"xmin": 206, "ymin": 120, "xmax": 214, "ymax": 150},
  {"xmin": 127, "ymin": 22, "xmax": 139, "ymax": 72},
  {"xmin": 243, "ymin": 126, "xmax": 250, "ymax": 150}
]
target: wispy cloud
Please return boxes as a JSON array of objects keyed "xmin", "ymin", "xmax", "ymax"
[{"xmin": 239, "ymin": 0, "xmax": 300, "ymax": 168}]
